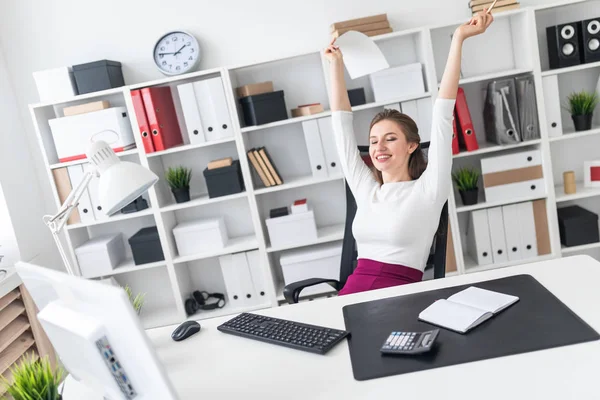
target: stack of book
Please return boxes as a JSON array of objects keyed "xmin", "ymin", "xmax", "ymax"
[
  {"xmin": 331, "ymin": 14, "xmax": 392, "ymax": 39},
  {"xmin": 470, "ymin": 0, "xmax": 520, "ymax": 15},
  {"xmin": 247, "ymin": 147, "xmax": 284, "ymax": 188}
]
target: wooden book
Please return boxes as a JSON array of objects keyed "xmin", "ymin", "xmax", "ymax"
[
  {"xmin": 334, "ymin": 20, "xmax": 390, "ymax": 36},
  {"xmin": 253, "ymin": 148, "xmax": 276, "ymax": 186},
  {"xmin": 258, "ymin": 147, "xmax": 283, "ymax": 186},
  {"xmin": 330, "ymin": 14, "xmax": 387, "ymax": 33},
  {"xmin": 333, "ymin": 27, "xmax": 392, "ymax": 39},
  {"xmin": 52, "ymin": 167, "xmax": 80, "ymax": 224},
  {"xmin": 247, "ymin": 149, "xmax": 271, "ymax": 187},
  {"xmin": 472, "ymin": 0, "xmax": 517, "ymax": 12},
  {"xmin": 473, "ymin": 3, "xmax": 520, "ymax": 14}
]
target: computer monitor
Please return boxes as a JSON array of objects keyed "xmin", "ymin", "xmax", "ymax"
[{"xmin": 15, "ymin": 262, "xmax": 178, "ymax": 400}]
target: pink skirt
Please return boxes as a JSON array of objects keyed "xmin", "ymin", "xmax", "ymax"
[{"xmin": 338, "ymin": 258, "xmax": 423, "ymax": 296}]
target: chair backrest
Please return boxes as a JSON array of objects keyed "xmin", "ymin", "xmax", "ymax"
[{"xmin": 338, "ymin": 143, "xmax": 448, "ymax": 287}]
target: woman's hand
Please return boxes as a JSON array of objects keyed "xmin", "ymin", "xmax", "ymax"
[
  {"xmin": 324, "ymin": 38, "xmax": 343, "ymax": 64},
  {"xmin": 454, "ymin": 9, "xmax": 494, "ymax": 42}
]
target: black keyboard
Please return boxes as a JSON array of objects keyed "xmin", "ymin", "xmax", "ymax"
[{"xmin": 217, "ymin": 313, "xmax": 350, "ymax": 355}]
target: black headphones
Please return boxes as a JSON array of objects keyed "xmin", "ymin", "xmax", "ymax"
[{"xmin": 185, "ymin": 291, "xmax": 226, "ymax": 316}]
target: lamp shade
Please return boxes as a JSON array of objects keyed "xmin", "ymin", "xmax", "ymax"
[{"xmin": 86, "ymin": 141, "xmax": 158, "ymax": 215}]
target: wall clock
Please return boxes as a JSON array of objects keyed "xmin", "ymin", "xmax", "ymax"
[{"xmin": 153, "ymin": 31, "xmax": 200, "ymax": 76}]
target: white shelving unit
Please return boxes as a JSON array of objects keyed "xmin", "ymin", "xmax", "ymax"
[{"xmin": 28, "ymin": 0, "xmax": 600, "ymax": 329}]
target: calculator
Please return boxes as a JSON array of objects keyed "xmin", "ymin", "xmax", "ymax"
[{"xmin": 380, "ymin": 329, "xmax": 440, "ymax": 355}]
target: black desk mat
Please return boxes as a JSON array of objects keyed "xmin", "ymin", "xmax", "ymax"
[{"xmin": 342, "ymin": 274, "xmax": 599, "ymax": 381}]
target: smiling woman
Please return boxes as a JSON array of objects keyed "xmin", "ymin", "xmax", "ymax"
[{"xmin": 323, "ymin": 9, "xmax": 495, "ymax": 295}]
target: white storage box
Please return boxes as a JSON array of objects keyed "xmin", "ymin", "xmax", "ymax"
[
  {"xmin": 280, "ymin": 242, "xmax": 341, "ymax": 296},
  {"xmin": 266, "ymin": 210, "xmax": 318, "ymax": 248},
  {"xmin": 369, "ymin": 63, "xmax": 425, "ymax": 103},
  {"xmin": 75, "ymin": 233, "xmax": 125, "ymax": 278},
  {"xmin": 33, "ymin": 67, "xmax": 78, "ymax": 103},
  {"xmin": 173, "ymin": 217, "xmax": 229, "ymax": 257},
  {"xmin": 48, "ymin": 106, "xmax": 135, "ymax": 162},
  {"xmin": 481, "ymin": 149, "xmax": 546, "ymax": 203}
]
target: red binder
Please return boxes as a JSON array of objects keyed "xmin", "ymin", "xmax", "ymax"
[
  {"xmin": 131, "ymin": 90, "xmax": 154, "ymax": 153},
  {"xmin": 452, "ymin": 111, "xmax": 459, "ymax": 155},
  {"xmin": 455, "ymin": 88, "xmax": 479, "ymax": 151},
  {"xmin": 141, "ymin": 87, "xmax": 183, "ymax": 152}
]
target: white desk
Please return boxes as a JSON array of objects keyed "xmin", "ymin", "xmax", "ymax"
[{"xmin": 65, "ymin": 255, "xmax": 600, "ymax": 399}]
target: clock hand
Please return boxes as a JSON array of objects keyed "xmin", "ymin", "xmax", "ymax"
[
  {"xmin": 159, "ymin": 52, "xmax": 176, "ymax": 55},
  {"xmin": 174, "ymin": 44, "xmax": 186, "ymax": 55}
]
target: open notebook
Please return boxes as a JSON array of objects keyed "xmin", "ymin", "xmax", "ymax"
[{"xmin": 418, "ymin": 287, "xmax": 519, "ymax": 334}]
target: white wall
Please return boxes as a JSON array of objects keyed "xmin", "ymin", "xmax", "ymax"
[{"xmin": 0, "ymin": 0, "xmax": 553, "ymax": 269}]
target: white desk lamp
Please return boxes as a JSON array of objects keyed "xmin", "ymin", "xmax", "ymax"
[{"xmin": 44, "ymin": 140, "xmax": 159, "ymax": 276}]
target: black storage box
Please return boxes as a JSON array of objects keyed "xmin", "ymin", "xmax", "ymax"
[
  {"xmin": 121, "ymin": 196, "xmax": 149, "ymax": 214},
  {"xmin": 203, "ymin": 160, "xmax": 245, "ymax": 198},
  {"xmin": 72, "ymin": 60, "xmax": 125, "ymax": 94},
  {"xmin": 239, "ymin": 90, "xmax": 287, "ymax": 126},
  {"xmin": 348, "ymin": 88, "xmax": 366, "ymax": 106},
  {"xmin": 557, "ymin": 205, "xmax": 599, "ymax": 247},
  {"xmin": 128, "ymin": 226, "xmax": 164, "ymax": 265}
]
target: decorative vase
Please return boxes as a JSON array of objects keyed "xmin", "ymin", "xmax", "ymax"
[
  {"xmin": 572, "ymin": 114, "xmax": 593, "ymax": 132},
  {"xmin": 459, "ymin": 188, "xmax": 478, "ymax": 206},
  {"xmin": 172, "ymin": 187, "xmax": 190, "ymax": 203}
]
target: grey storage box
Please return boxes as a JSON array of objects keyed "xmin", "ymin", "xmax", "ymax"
[
  {"xmin": 557, "ymin": 205, "xmax": 599, "ymax": 247},
  {"xmin": 203, "ymin": 160, "xmax": 245, "ymax": 198},
  {"xmin": 72, "ymin": 60, "xmax": 125, "ymax": 94},
  {"xmin": 239, "ymin": 90, "xmax": 287, "ymax": 126},
  {"xmin": 128, "ymin": 226, "xmax": 164, "ymax": 265},
  {"xmin": 75, "ymin": 234, "xmax": 125, "ymax": 278},
  {"xmin": 348, "ymin": 88, "xmax": 366, "ymax": 106}
]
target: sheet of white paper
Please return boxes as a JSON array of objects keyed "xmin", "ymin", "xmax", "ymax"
[{"xmin": 335, "ymin": 31, "xmax": 389, "ymax": 79}]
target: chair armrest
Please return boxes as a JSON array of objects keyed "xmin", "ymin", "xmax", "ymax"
[{"xmin": 283, "ymin": 278, "xmax": 341, "ymax": 304}]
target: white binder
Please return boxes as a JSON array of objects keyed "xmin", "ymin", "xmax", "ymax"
[
  {"xmin": 484, "ymin": 178, "xmax": 546, "ymax": 203},
  {"xmin": 66, "ymin": 165, "xmax": 95, "ymax": 224},
  {"xmin": 87, "ymin": 172, "xmax": 108, "ymax": 220},
  {"xmin": 317, "ymin": 117, "xmax": 341, "ymax": 177},
  {"xmin": 487, "ymin": 207, "xmax": 508, "ymax": 264},
  {"xmin": 177, "ymin": 82, "xmax": 206, "ymax": 145},
  {"xmin": 501, "ymin": 204, "xmax": 522, "ymax": 262},
  {"xmin": 416, "ymin": 98, "xmax": 433, "ymax": 143},
  {"xmin": 232, "ymin": 252, "xmax": 258, "ymax": 307},
  {"xmin": 302, "ymin": 120, "xmax": 328, "ymax": 179},
  {"xmin": 246, "ymin": 250, "xmax": 269, "ymax": 304},
  {"xmin": 467, "ymin": 209, "xmax": 493, "ymax": 266},
  {"xmin": 193, "ymin": 77, "xmax": 233, "ymax": 141},
  {"xmin": 517, "ymin": 201, "xmax": 538, "ymax": 259},
  {"xmin": 219, "ymin": 254, "xmax": 245, "ymax": 308},
  {"xmin": 542, "ymin": 75, "xmax": 563, "ymax": 137},
  {"xmin": 384, "ymin": 102, "xmax": 402, "ymax": 112}
]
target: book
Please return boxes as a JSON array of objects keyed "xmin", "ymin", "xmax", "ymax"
[
  {"xmin": 473, "ymin": 3, "xmax": 520, "ymax": 15},
  {"xmin": 247, "ymin": 149, "xmax": 271, "ymax": 187},
  {"xmin": 418, "ymin": 287, "xmax": 519, "ymax": 333},
  {"xmin": 258, "ymin": 147, "xmax": 283, "ymax": 185},
  {"xmin": 254, "ymin": 148, "xmax": 276, "ymax": 186},
  {"xmin": 333, "ymin": 20, "xmax": 390, "ymax": 36},
  {"xmin": 333, "ymin": 27, "xmax": 393, "ymax": 39},
  {"xmin": 472, "ymin": 0, "xmax": 518, "ymax": 12},
  {"xmin": 330, "ymin": 13, "xmax": 388, "ymax": 33}
]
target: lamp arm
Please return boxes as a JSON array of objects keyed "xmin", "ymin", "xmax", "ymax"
[{"xmin": 43, "ymin": 170, "xmax": 95, "ymax": 275}]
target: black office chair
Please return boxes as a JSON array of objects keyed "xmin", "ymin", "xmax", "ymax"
[{"xmin": 283, "ymin": 143, "xmax": 448, "ymax": 304}]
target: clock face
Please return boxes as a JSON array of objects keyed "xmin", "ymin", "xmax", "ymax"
[{"xmin": 153, "ymin": 31, "xmax": 200, "ymax": 76}]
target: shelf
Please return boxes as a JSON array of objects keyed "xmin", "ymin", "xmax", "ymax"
[
  {"xmin": 254, "ymin": 174, "xmax": 344, "ymax": 195},
  {"xmin": 0, "ymin": 290, "xmax": 21, "ymax": 313},
  {"xmin": 555, "ymin": 182, "xmax": 600, "ymax": 203},
  {"xmin": 241, "ymin": 111, "xmax": 333, "ymax": 133},
  {"xmin": 0, "ymin": 302, "xmax": 26, "ymax": 332},
  {"xmin": 541, "ymin": 60, "xmax": 600, "ymax": 77},
  {"xmin": 146, "ymin": 137, "xmax": 236, "ymax": 158},
  {"xmin": 128, "ymin": 67, "xmax": 223, "ymax": 90},
  {"xmin": 453, "ymin": 139, "xmax": 542, "ymax": 159},
  {"xmin": 0, "ymin": 331, "xmax": 35, "ymax": 375},
  {"xmin": 464, "ymin": 254, "xmax": 555, "ymax": 273},
  {"xmin": 267, "ymin": 224, "xmax": 345, "ymax": 253},
  {"xmin": 49, "ymin": 149, "xmax": 139, "ymax": 170},
  {"xmin": 173, "ymin": 235, "xmax": 259, "ymax": 264},
  {"xmin": 139, "ymin": 306, "xmax": 181, "ymax": 330},
  {"xmin": 160, "ymin": 192, "xmax": 247, "ymax": 213},
  {"xmin": 456, "ymin": 194, "xmax": 547, "ymax": 213},
  {"xmin": 66, "ymin": 207, "xmax": 155, "ymax": 230},
  {"xmin": 189, "ymin": 302, "xmax": 270, "ymax": 322},
  {"xmin": 0, "ymin": 316, "xmax": 30, "ymax": 354},
  {"xmin": 30, "ymin": 87, "xmax": 126, "ymax": 109},
  {"xmin": 351, "ymin": 92, "xmax": 432, "ymax": 112},
  {"xmin": 562, "ymin": 242, "xmax": 600, "ymax": 254},
  {"xmin": 85, "ymin": 259, "xmax": 166, "ymax": 279},
  {"xmin": 549, "ymin": 127, "xmax": 600, "ymax": 143},
  {"xmin": 438, "ymin": 69, "xmax": 532, "ymax": 87}
]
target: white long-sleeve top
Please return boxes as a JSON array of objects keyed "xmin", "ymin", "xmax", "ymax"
[{"xmin": 331, "ymin": 98, "xmax": 456, "ymax": 272}]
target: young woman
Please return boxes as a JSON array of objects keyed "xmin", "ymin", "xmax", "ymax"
[{"xmin": 325, "ymin": 11, "xmax": 494, "ymax": 295}]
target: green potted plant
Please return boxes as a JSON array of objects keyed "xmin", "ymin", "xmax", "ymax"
[
  {"xmin": 165, "ymin": 166, "xmax": 192, "ymax": 203},
  {"xmin": 452, "ymin": 167, "xmax": 480, "ymax": 206},
  {"xmin": 1, "ymin": 354, "xmax": 64, "ymax": 400},
  {"xmin": 565, "ymin": 90, "xmax": 599, "ymax": 132},
  {"xmin": 124, "ymin": 284, "xmax": 146, "ymax": 315}
]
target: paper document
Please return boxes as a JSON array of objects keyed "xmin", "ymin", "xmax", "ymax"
[{"xmin": 335, "ymin": 31, "xmax": 389, "ymax": 79}]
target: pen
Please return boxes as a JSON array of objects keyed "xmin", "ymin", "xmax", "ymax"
[{"xmin": 487, "ymin": 0, "xmax": 499, "ymax": 14}]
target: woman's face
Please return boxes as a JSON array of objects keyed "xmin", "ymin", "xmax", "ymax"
[{"xmin": 369, "ymin": 119, "xmax": 417, "ymax": 173}]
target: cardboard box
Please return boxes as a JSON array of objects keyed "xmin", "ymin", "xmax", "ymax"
[
  {"xmin": 207, "ymin": 157, "xmax": 233, "ymax": 170},
  {"xmin": 236, "ymin": 81, "xmax": 274, "ymax": 98},
  {"xmin": 291, "ymin": 104, "xmax": 324, "ymax": 118},
  {"xmin": 63, "ymin": 100, "xmax": 110, "ymax": 117}
]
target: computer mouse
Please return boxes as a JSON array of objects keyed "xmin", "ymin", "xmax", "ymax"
[{"xmin": 171, "ymin": 320, "xmax": 201, "ymax": 342}]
